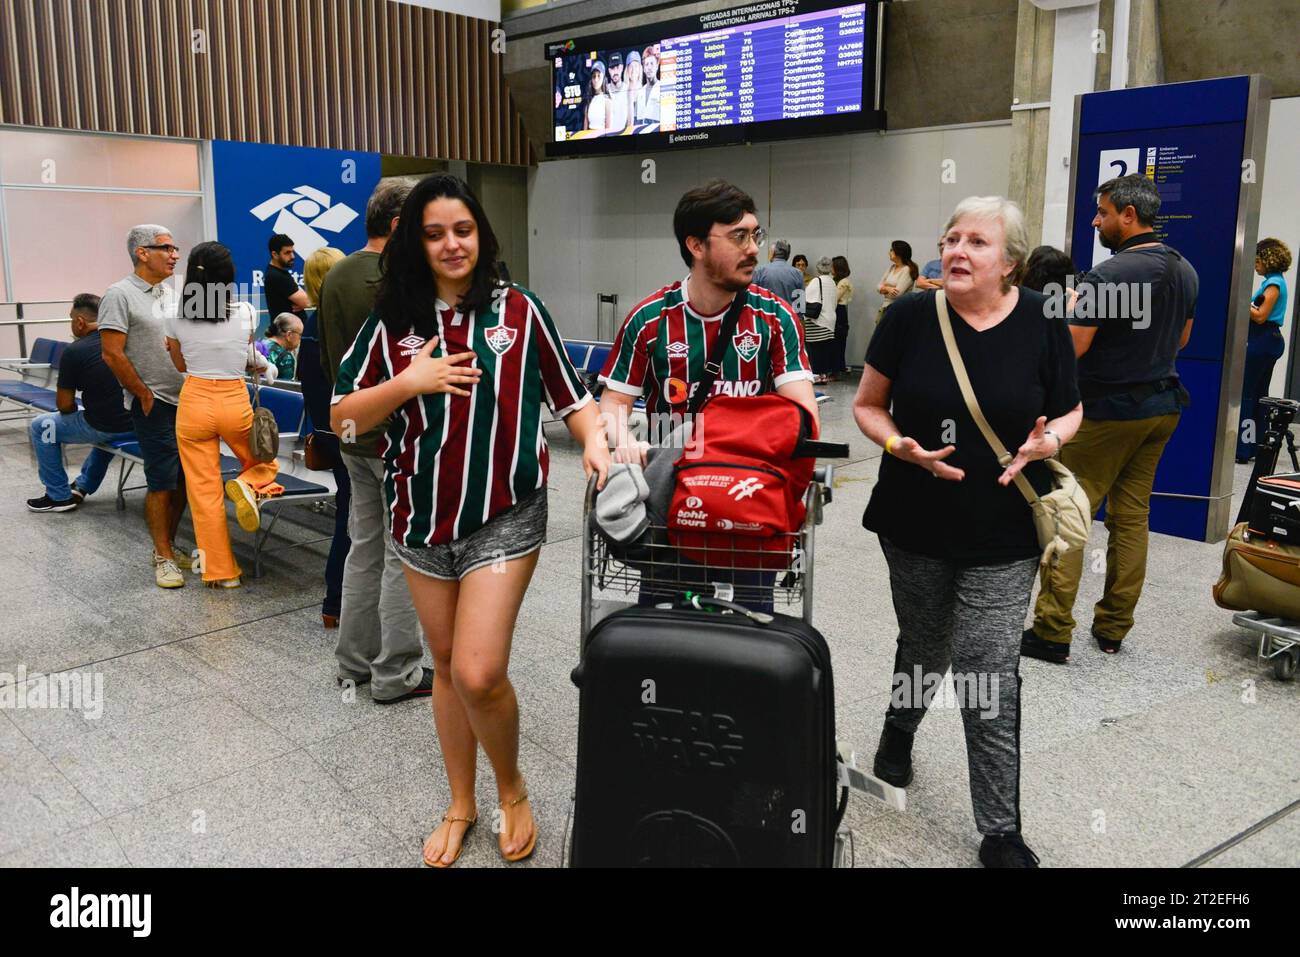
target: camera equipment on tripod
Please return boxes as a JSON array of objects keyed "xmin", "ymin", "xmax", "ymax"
[{"xmin": 1236, "ymin": 396, "xmax": 1300, "ymax": 526}]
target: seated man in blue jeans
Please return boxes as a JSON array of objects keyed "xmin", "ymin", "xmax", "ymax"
[{"xmin": 27, "ymin": 294, "xmax": 134, "ymax": 512}]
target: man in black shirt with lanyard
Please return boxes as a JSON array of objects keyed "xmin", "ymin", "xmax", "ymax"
[{"xmin": 1023, "ymin": 174, "xmax": 1198, "ymax": 662}]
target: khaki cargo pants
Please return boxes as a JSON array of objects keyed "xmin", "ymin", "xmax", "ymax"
[{"xmin": 1030, "ymin": 413, "xmax": 1180, "ymax": 645}]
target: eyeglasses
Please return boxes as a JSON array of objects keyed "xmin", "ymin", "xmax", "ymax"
[
  {"xmin": 710, "ymin": 226, "xmax": 766, "ymax": 250},
  {"xmin": 142, "ymin": 244, "xmax": 181, "ymax": 254}
]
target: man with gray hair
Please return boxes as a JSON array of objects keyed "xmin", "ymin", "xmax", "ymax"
[
  {"xmin": 317, "ymin": 177, "xmax": 432, "ymax": 703},
  {"xmin": 1023, "ymin": 173, "xmax": 1198, "ymax": 663},
  {"xmin": 99, "ymin": 224, "xmax": 191, "ymax": 589},
  {"xmin": 752, "ymin": 237, "xmax": 807, "ymax": 317}
]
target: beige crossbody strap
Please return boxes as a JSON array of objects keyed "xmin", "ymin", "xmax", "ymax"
[{"xmin": 934, "ymin": 290, "xmax": 1039, "ymax": 506}]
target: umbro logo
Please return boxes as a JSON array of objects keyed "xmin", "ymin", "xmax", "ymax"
[
  {"xmin": 397, "ymin": 335, "xmax": 425, "ymax": 349},
  {"xmin": 666, "ymin": 341, "xmax": 689, "ymax": 358}
]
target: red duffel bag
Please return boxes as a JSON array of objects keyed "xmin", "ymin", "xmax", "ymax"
[{"xmin": 667, "ymin": 393, "xmax": 848, "ymax": 569}]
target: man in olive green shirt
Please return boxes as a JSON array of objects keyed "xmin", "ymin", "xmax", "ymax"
[{"xmin": 318, "ymin": 178, "xmax": 431, "ymax": 703}]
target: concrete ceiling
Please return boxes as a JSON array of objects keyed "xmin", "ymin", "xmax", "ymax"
[
  {"xmin": 1158, "ymin": 0, "xmax": 1300, "ymax": 97},
  {"xmin": 501, "ymin": 0, "xmax": 1299, "ymax": 160}
]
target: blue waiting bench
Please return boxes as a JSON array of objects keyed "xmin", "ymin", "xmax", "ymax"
[{"xmin": 0, "ymin": 337, "xmax": 75, "ymax": 419}]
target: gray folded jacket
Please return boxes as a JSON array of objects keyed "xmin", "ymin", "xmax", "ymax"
[{"xmin": 592, "ymin": 462, "xmax": 650, "ymax": 543}]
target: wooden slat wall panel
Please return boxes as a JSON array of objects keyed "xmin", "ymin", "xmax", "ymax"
[{"xmin": 0, "ymin": 0, "xmax": 534, "ymax": 165}]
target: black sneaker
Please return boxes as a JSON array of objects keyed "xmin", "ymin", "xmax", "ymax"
[
  {"xmin": 979, "ymin": 833, "xmax": 1040, "ymax": 868},
  {"xmin": 1021, "ymin": 629, "xmax": 1070, "ymax": 664},
  {"xmin": 69, "ymin": 482, "xmax": 86, "ymax": 505},
  {"xmin": 27, "ymin": 494, "xmax": 78, "ymax": 513},
  {"xmin": 374, "ymin": 666, "xmax": 434, "ymax": 704},
  {"xmin": 872, "ymin": 722, "xmax": 915, "ymax": 788}
]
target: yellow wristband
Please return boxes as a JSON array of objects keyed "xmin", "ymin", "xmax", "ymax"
[{"xmin": 885, "ymin": 434, "xmax": 901, "ymax": 455}]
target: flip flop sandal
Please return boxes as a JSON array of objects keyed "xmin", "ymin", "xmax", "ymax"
[
  {"xmin": 423, "ymin": 813, "xmax": 477, "ymax": 868},
  {"xmin": 498, "ymin": 790, "xmax": 537, "ymax": 863}
]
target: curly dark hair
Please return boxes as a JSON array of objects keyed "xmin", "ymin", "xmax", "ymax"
[
  {"xmin": 1256, "ymin": 237, "xmax": 1293, "ymax": 275},
  {"xmin": 374, "ymin": 174, "xmax": 501, "ymax": 340}
]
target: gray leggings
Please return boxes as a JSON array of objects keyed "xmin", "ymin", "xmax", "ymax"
[{"xmin": 879, "ymin": 538, "xmax": 1039, "ymax": 835}]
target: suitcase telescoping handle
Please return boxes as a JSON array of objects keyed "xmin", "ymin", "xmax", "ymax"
[{"xmin": 678, "ymin": 592, "xmax": 775, "ymax": 625}]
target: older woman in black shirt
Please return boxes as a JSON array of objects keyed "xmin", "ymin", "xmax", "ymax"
[{"xmin": 853, "ymin": 195, "xmax": 1082, "ymax": 868}]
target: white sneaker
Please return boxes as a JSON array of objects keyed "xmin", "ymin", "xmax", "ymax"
[
  {"xmin": 153, "ymin": 554, "xmax": 185, "ymax": 589},
  {"xmin": 157, "ymin": 549, "xmax": 195, "ymax": 572}
]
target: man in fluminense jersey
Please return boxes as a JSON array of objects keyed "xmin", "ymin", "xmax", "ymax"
[
  {"xmin": 598, "ymin": 180, "xmax": 818, "ymax": 613},
  {"xmin": 599, "ymin": 179, "xmax": 817, "ymax": 462}
]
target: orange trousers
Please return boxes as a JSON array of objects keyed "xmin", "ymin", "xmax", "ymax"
[{"xmin": 176, "ymin": 377, "xmax": 283, "ymax": 582}]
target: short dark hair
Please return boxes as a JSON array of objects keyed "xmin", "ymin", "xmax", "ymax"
[
  {"xmin": 71, "ymin": 293, "xmax": 101, "ymax": 317},
  {"xmin": 1021, "ymin": 245, "xmax": 1076, "ymax": 293},
  {"xmin": 673, "ymin": 180, "xmax": 757, "ymax": 269},
  {"xmin": 1096, "ymin": 174, "xmax": 1161, "ymax": 227},
  {"xmin": 268, "ymin": 233, "xmax": 294, "ymax": 255},
  {"xmin": 365, "ymin": 179, "xmax": 414, "ymax": 239}
]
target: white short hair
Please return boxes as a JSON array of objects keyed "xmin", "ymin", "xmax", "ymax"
[
  {"xmin": 126, "ymin": 224, "xmax": 173, "ymax": 265},
  {"xmin": 943, "ymin": 197, "xmax": 1028, "ymax": 291}
]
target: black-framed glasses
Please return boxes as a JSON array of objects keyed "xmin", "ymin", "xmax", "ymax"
[
  {"xmin": 143, "ymin": 244, "xmax": 181, "ymax": 254},
  {"xmin": 710, "ymin": 226, "xmax": 766, "ymax": 250}
]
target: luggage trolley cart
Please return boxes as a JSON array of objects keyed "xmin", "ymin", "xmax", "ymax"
[
  {"xmin": 570, "ymin": 465, "xmax": 865, "ymax": 868},
  {"xmin": 1231, "ymin": 612, "xmax": 1300, "ymax": 681},
  {"xmin": 579, "ymin": 465, "xmax": 834, "ymax": 646}
]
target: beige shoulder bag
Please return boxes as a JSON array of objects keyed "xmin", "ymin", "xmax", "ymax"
[{"xmin": 934, "ymin": 290, "xmax": 1091, "ymax": 570}]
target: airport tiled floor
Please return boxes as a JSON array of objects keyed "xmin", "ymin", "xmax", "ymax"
[{"xmin": 1, "ymin": 380, "xmax": 1296, "ymax": 867}]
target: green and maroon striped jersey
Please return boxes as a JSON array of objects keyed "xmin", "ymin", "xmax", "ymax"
[
  {"xmin": 332, "ymin": 284, "xmax": 590, "ymax": 547},
  {"xmin": 599, "ymin": 277, "xmax": 813, "ymax": 415}
]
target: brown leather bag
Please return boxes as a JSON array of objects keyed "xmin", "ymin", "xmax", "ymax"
[
  {"xmin": 304, "ymin": 432, "xmax": 340, "ymax": 471},
  {"xmin": 1213, "ymin": 522, "xmax": 1300, "ymax": 619},
  {"xmin": 249, "ymin": 371, "xmax": 280, "ymax": 464}
]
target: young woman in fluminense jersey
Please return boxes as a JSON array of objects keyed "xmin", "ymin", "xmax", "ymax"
[{"xmin": 332, "ymin": 174, "xmax": 610, "ymax": 867}]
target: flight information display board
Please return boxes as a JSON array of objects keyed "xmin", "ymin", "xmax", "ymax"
[
  {"xmin": 659, "ymin": 5, "xmax": 866, "ymax": 131},
  {"xmin": 547, "ymin": 0, "xmax": 882, "ymax": 157}
]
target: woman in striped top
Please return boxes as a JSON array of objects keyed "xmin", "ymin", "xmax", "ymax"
[
  {"xmin": 332, "ymin": 174, "xmax": 610, "ymax": 867},
  {"xmin": 803, "ymin": 256, "xmax": 839, "ymax": 384}
]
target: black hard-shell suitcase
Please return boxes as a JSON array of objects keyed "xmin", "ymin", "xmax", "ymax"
[
  {"xmin": 570, "ymin": 600, "xmax": 841, "ymax": 867},
  {"xmin": 1247, "ymin": 473, "xmax": 1300, "ymax": 544}
]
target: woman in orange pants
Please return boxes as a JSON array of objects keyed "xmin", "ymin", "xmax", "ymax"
[{"xmin": 165, "ymin": 242, "xmax": 283, "ymax": 588}]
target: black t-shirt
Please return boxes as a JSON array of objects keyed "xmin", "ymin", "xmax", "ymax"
[
  {"xmin": 862, "ymin": 288, "xmax": 1081, "ymax": 565},
  {"xmin": 264, "ymin": 263, "xmax": 301, "ymax": 322},
  {"xmin": 1071, "ymin": 244, "xmax": 1198, "ymax": 420},
  {"xmin": 58, "ymin": 330, "xmax": 132, "ymax": 434}
]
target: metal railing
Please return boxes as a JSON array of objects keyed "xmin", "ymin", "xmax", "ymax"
[{"xmin": 0, "ymin": 301, "xmax": 76, "ymax": 358}]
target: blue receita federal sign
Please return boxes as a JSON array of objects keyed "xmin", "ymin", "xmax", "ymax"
[{"xmin": 211, "ymin": 140, "xmax": 382, "ymax": 333}]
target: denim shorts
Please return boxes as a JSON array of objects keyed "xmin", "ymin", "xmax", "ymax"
[
  {"xmin": 392, "ymin": 488, "xmax": 548, "ymax": 580},
  {"xmin": 130, "ymin": 396, "xmax": 183, "ymax": 491}
]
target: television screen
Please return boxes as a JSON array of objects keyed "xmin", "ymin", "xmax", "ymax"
[{"xmin": 548, "ymin": 0, "xmax": 882, "ymax": 157}]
